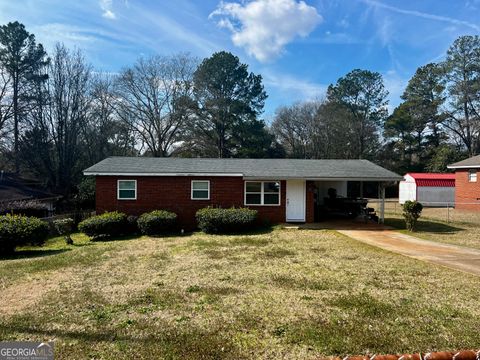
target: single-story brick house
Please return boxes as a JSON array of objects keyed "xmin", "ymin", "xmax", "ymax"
[
  {"xmin": 448, "ymin": 155, "xmax": 480, "ymax": 210},
  {"xmin": 84, "ymin": 157, "xmax": 402, "ymax": 229}
]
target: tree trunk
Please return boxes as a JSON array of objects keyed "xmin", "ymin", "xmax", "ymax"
[{"xmin": 13, "ymin": 74, "xmax": 19, "ymax": 173}]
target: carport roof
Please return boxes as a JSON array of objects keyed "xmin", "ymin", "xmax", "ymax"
[{"xmin": 84, "ymin": 157, "xmax": 402, "ymax": 181}]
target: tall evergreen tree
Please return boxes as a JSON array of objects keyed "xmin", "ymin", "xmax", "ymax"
[
  {"xmin": 401, "ymin": 63, "xmax": 446, "ymax": 149},
  {"xmin": 0, "ymin": 21, "xmax": 48, "ymax": 172},
  {"xmin": 443, "ymin": 35, "xmax": 480, "ymax": 156},
  {"xmin": 326, "ymin": 69, "xmax": 388, "ymax": 159},
  {"xmin": 188, "ymin": 51, "xmax": 267, "ymax": 158}
]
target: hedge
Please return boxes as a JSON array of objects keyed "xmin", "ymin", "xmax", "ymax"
[
  {"xmin": 0, "ymin": 214, "xmax": 49, "ymax": 254},
  {"xmin": 78, "ymin": 211, "xmax": 128, "ymax": 239},
  {"xmin": 137, "ymin": 210, "xmax": 177, "ymax": 235},
  {"xmin": 196, "ymin": 207, "xmax": 258, "ymax": 234}
]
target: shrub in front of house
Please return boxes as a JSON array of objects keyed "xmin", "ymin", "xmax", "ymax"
[
  {"xmin": 78, "ymin": 211, "xmax": 128, "ymax": 239},
  {"xmin": 53, "ymin": 218, "xmax": 75, "ymax": 245},
  {"xmin": 196, "ymin": 207, "xmax": 258, "ymax": 234},
  {"xmin": 137, "ymin": 210, "xmax": 177, "ymax": 235},
  {"xmin": 0, "ymin": 214, "xmax": 49, "ymax": 254},
  {"xmin": 402, "ymin": 200, "xmax": 423, "ymax": 231}
]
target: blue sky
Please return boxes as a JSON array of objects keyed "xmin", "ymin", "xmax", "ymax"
[{"xmin": 1, "ymin": 0, "xmax": 479, "ymax": 119}]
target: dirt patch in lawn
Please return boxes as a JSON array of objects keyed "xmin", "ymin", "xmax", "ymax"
[
  {"xmin": 0, "ymin": 268, "xmax": 77, "ymax": 316},
  {"xmin": 0, "ymin": 237, "xmax": 170, "ymax": 316}
]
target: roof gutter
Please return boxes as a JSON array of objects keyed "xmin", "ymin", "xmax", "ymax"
[{"xmin": 447, "ymin": 165, "xmax": 480, "ymax": 169}]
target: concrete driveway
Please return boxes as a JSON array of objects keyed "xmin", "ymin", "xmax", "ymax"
[{"xmin": 305, "ymin": 220, "xmax": 480, "ymax": 276}]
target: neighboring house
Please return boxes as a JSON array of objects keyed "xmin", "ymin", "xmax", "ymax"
[
  {"xmin": 399, "ymin": 173, "xmax": 455, "ymax": 207},
  {"xmin": 0, "ymin": 173, "xmax": 62, "ymax": 216},
  {"xmin": 448, "ymin": 155, "xmax": 480, "ymax": 210},
  {"xmin": 84, "ymin": 157, "xmax": 402, "ymax": 229}
]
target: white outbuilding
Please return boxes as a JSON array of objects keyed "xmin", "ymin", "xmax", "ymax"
[{"xmin": 399, "ymin": 173, "xmax": 455, "ymax": 207}]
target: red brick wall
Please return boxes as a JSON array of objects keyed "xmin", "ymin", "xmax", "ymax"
[
  {"xmin": 455, "ymin": 169, "xmax": 480, "ymax": 210},
  {"xmin": 95, "ymin": 176, "xmax": 287, "ymax": 229}
]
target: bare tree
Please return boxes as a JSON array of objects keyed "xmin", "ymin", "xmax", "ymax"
[
  {"xmin": 80, "ymin": 73, "xmax": 136, "ymax": 164},
  {"xmin": 272, "ymin": 99, "xmax": 358, "ymax": 159},
  {"xmin": 115, "ymin": 53, "xmax": 197, "ymax": 156},
  {"xmin": 21, "ymin": 44, "xmax": 91, "ymax": 194},
  {"xmin": 272, "ymin": 101, "xmax": 318, "ymax": 158}
]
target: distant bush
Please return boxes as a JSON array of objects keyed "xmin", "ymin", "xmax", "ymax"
[
  {"xmin": 137, "ymin": 210, "xmax": 177, "ymax": 235},
  {"xmin": 196, "ymin": 207, "xmax": 258, "ymax": 234},
  {"xmin": 78, "ymin": 211, "xmax": 128, "ymax": 239},
  {"xmin": 53, "ymin": 218, "xmax": 75, "ymax": 245},
  {"xmin": 402, "ymin": 200, "xmax": 423, "ymax": 231},
  {"xmin": 0, "ymin": 214, "xmax": 49, "ymax": 254},
  {"xmin": 0, "ymin": 200, "xmax": 49, "ymax": 217}
]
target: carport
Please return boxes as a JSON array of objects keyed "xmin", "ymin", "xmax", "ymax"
[{"xmin": 242, "ymin": 159, "xmax": 402, "ymax": 224}]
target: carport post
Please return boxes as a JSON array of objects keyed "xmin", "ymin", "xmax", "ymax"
[{"xmin": 378, "ymin": 183, "xmax": 385, "ymax": 224}]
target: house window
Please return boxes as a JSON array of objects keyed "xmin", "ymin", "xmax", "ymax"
[
  {"xmin": 245, "ymin": 181, "xmax": 280, "ymax": 206},
  {"xmin": 117, "ymin": 180, "xmax": 136, "ymax": 200},
  {"xmin": 191, "ymin": 180, "xmax": 210, "ymax": 200},
  {"xmin": 468, "ymin": 170, "xmax": 477, "ymax": 182}
]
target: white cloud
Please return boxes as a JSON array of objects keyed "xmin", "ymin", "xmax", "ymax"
[
  {"xmin": 33, "ymin": 23, "xmax": 98, "ymax": 50},
  {"xmin": 100, "ymin": 0, "xmax": 116, "ymax": 19},
  {"xmin": 210, "ymin": 0, "xmax": 322, "ymax": 62}
]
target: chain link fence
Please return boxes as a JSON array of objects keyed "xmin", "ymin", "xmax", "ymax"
[{"xmin": 366, "ymin": 199, "xmax": 480, "ymax": 225}]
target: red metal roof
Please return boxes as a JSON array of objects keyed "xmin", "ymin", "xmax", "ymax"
[{"xmin": 405, "ymin": 173, "xmax": 455, "ymax": 187}]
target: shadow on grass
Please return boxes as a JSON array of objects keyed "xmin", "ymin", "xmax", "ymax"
[
  {"xmin": 89, "ymin": 233, "xmax": 144, "ymax": 242},
  {"xmin": 385, "ymin": 217, "xmax": 463, "ymax": 234},
  {"xmin": 221, "ymin": 225, "xmax": 276, "ymax": 236},
  {"xmin": 0, "ymin": 322, "xmax": 241, "ymax": 359},
  {"xmin": 0, "ymin": 248, "xmax": 71, "ymax": 261}
]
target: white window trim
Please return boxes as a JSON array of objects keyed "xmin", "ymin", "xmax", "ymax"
[
  {"xmin": 469, "ymin": 170, "xmax": 477, "ymax": 182},
  {"xmin": 117, "ymin": 179, "xmax": 137, "ymax": 200},
  {"xmin": 191, "ymin": 180, "xmax": 210, "ymax": 200},
  {"xmin": 244, "ymin": 181, "xmax": 281, "ymax": 206}
]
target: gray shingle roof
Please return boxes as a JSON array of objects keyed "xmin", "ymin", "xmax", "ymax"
[
  {"xmin": 84, "ymin": 157, "xmax": 402, "ymax": 181},
  {"xmin": 448, "ymin": 155, "xmax": 480, "ymax": 169}
]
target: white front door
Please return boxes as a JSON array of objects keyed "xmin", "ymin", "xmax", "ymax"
[{"xmin": 286, "ymin": 180, "xmax": 306, "ymax": 222}]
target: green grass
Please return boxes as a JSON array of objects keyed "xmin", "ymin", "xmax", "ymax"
[{"xmin": 1, "ymin": 229, "xmax": 480, "ymax": 359}]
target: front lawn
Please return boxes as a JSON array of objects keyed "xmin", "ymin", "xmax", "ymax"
[
  {"xmin": 384, "ymin": 215, "xmax": 480, "ymax": 250},
  {"xmin": 0, "ymin": 229, "xmax": 479, "ymax": 359}
]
